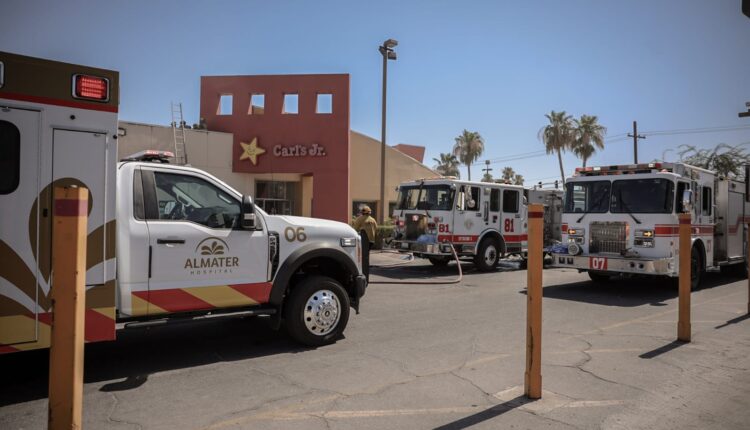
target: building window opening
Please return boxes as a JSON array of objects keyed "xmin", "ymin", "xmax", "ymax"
[
  {"xmin": 256, "ymin": 180, "xmax": 297, "ymax": 215},
  {"xmin": 218, "ymin": 94, "xmax": 233, "ymax": 115},
  {"xmin": 316, "ymin": 93, "xmax": 333, "ymax": 114},
  {"xmin": 249, "ymin": 94, "xmax": 265, "ymax": 114},
  {"xmin": 283, "ymin": 94, "xmax": 299, "ymax": 114}
]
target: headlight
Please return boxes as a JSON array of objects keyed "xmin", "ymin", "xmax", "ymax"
[
  {"xmin": 568, "ymin": 227, "xmax": 585, "ymax": 236},
  {"xmin": 340, "ymin": 237, "xmax": 357, "ymax": 247}
]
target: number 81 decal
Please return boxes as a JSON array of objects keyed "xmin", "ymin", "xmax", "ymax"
[
  {"xmin": 284, "ymin": 227, "xmax": 307, "ymax": 242},
  {"xmin": 504, "ymin": 219, "xmax": 514, "ymax": 232}
]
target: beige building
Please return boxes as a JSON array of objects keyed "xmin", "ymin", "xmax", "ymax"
[{"xmin": 117, "ymin": 121, "xmax": 438, "ymax": 219}]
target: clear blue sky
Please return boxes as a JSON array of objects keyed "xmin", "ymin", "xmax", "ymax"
[{"xmin": 2, "ymin": 0, "xmax": 749, "ymax": 184}]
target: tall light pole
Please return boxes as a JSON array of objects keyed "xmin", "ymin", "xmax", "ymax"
[{"xmin": 379, "ymin": 38, "xmax": 398, "ymax": 224}]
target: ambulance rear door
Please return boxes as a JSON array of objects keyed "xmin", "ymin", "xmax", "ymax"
[{"xmin": 0, "ymin": 106, "xmax": 41, "ymax": 345}]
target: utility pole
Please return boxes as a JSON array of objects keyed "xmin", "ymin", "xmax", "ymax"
[
  {"xmin": 483, "ymin": 160, "xmax": 493, "ymax": 180},
  {"xmin": 628, "ymin": 121, "xmax": 646, "ymax": 163}
]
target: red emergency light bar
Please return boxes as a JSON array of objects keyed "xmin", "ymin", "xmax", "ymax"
[
  {"xmin": 72, "ymin": 74, "xmax": 109, "ymax": 102},
  {"xmin": 574, "ymin": 162, "xmax": 669, "ymax": 176}
]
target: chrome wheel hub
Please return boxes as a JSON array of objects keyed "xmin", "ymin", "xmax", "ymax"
[
  {"xmin": 303, "ymin": 289, "xmax": 341, "ymax": 336},
  {"xmin": 484, "ymin": 244, "xmax": 497, "ymax": 265}
]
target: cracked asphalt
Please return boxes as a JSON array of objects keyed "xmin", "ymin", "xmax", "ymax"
[{"xmin": 1, "ymin": 256, "xmax": 750, "ymax": 429}]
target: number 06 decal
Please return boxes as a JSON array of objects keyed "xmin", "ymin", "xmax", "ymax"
[{"xmin": 284, "ymin": 227, "xmax": 307, "ymax": 242}]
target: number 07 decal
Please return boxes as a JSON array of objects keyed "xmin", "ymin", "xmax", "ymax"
[
  {"xmin": 589, "ymin": 257, "xmax": 607, "ymax": 270},
  {"xmin": 284, "ymin": 227, "xmax": 307, "ymax": 242}
]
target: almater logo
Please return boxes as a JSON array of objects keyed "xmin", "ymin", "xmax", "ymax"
[{"xmin": 185, "ymin": 237, "xmax": 239, "ymax": 275}]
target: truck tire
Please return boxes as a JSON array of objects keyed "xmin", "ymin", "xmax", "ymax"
[
  {"xmin": 690, "ymin": 245, "xmax": 703, "ymax": 290},
  {"xmin": 284, "ymin": 276, "xmax": 350, "ymax": 347},
  {"xmin": 588, "ymin": 271, "xmax": 610, "ymax": 283},
  {"xmin": 429, "ymin": 257, "xmax": 449, "ymax": 267},
  {"xmin": 474, "ymin": 238, "xmax": 500, "ymax": 272}
]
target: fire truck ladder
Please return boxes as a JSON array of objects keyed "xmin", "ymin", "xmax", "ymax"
[{"xmin": 171, "ymin": 102, "xmax": 188, "ymax": 165}]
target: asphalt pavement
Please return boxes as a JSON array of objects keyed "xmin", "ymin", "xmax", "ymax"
[{"xmin": 1, "ymin": 255, "xmax": 749, "ymax": 429}]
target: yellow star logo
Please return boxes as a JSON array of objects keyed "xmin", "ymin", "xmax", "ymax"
[{"xmin": 239, "ymin": 137, "xmax": 266, "ymax": 165}]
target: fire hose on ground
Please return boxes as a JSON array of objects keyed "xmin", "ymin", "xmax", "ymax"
[{"xmin": 366, "ymin": 245, "xmax": 463, "ymax": 285}]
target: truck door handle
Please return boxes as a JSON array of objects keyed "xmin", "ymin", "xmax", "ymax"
[{"xmin": 157, "ymin": 238, "xmax": 185, "ymax": 244}]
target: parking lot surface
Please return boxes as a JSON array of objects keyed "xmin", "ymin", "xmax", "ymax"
[{"xmin": 2, "ymin": 256, "xmax": 749, "ymax": 429}]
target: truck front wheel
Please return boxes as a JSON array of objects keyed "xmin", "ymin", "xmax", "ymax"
[
  {"xmin": 284, "ymin": 276, "xmax": 350, "ymax": 347},
  {"xmin": 474, "ymin": 238, "xmax": 500, "ymax": 272}
]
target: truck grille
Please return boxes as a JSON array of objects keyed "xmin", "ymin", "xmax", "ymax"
[
  {"xmin": 589, "ymin": 222, "xmax": 628, "ymax": 254},
  {"xmin": 405, "ymin": 214, "xmax": 428, "ymax": 240}
]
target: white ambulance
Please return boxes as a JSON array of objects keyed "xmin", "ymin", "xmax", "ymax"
[
  {"xmin": 551, "ymin": 162, "xmax": 749, "ymax": 288},
  {"xmin": 391, "ymin": 178, "xmax": 528, "ymax": 271},
  {"xmin": 0, "ymin": 51, "xmax": 366, "ymax": 353}
]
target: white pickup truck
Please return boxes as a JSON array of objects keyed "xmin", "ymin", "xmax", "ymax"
[{"xmin": 0, "ymin": 51, "xmax": 366, "ymax": 353}]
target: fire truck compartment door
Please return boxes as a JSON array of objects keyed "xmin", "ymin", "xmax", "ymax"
[
  {"xmin": 0, "ymin": 107, "xmax": 41, "ymax": 344},
  {"xmin": 727, "ymin": 190, "xmax": 745, "ymax": 260}
]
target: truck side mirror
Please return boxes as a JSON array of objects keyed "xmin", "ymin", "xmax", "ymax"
[
  {"xmin": 681, "ymin": 189, "xmax": 693, "ymax": 213},
  {"xmin": 241, "ymin": 195, "xmax": 256, "ymax": 229}
]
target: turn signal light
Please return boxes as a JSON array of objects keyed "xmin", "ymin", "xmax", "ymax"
[
  {"xmin": 73, "ymin": 74, "xmax": 109, "ymax": 101},
  {"xmin": 567, "ymin": 228, "xmax": 585, "ymax": 236}
]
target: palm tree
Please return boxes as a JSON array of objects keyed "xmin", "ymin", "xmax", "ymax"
[
  {"xmin": 538, "ymin": 111, "xmax": 575, "ymax": 185},
  {"xmin": 501, "ymin": 166, "xmax": 515, "ymax": 183},
  {"xmin": 452, "ymin": 130, "xmax": 485, "ymax": 181},
  {"xmin": 432, "ymin": 153, "xmax": 461, "ymax": 178},
  {"xmin": 678, "ymin": 143, "xmax": 750, "ymax": 178},
  {"xmin": 572, "ymin": 114, "xmax": 607, "ymax": 168}
]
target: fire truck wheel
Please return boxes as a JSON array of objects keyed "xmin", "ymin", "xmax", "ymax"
[
  {"xmin": 690, "ymin": 245, "xmax": 703, "ymax": 290},
  {"xmin": 429, "ymin": 257, "xmax": 450, "ymax": 267},
  {"xmin": 284, "ymin": 276, "xmax": 350, "ymax": 347},
  {"xmin": 588, "ymin": 271, "xmax": 610, "ymax": 283},
  {"xmin": 474, "ymin": 238, "xmax": 500, "ymax": 272}
]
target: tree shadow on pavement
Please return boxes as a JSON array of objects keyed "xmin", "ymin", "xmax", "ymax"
[
  {"xmin": 527, "ymin": 271, "xmax": 737, "ymax": 308},
  {"xmin": 0, "ymin": 316, "xmax": 307, "ymax": 407},
  {"xmin": 433, "ymin": 395, "xmax": 534, "ymax": 430}
]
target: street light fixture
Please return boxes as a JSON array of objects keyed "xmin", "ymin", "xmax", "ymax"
[
  {"xmin": 739, "ymin": 101, "xmax": 750, "ymax": 118},
  {"xmin": 378, "ymin": 38, "xmax": 398, "ymax": 224}
]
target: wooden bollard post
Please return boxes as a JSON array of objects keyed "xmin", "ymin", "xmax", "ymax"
[
  {"xmin": 48, "ymin": 186, "xmax": 88, "ymax": 430},
  {"xmin": 524, "ymin": 203, "xmax": 543, "ymax": 399},
  {"xmin": 678, "ymin": 213, "xmax": 691, "ymax": 342}
]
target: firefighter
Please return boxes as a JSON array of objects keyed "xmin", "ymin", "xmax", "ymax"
[{"xmin": 352, "ymin": 205, "xmax": 377, "ymax": 281}]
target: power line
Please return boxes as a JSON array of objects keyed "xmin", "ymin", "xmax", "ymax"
[
  {"xmin": 641, "ymin": 124, "xmax": 750, "ymax": 135},
  {"xmin": 463, "ymin": 124, "xmax": 750, "ymax": 168}
]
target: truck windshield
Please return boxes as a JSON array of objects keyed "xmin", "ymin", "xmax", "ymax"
[
  {"xmin": 611, "ymin": 178, "xmax": 674, "ymax": 214},
  {"xmin": 397, "ymin": 185, "xmax": 454, "ymax": 211},
  {"xmin": 564, "ymin": 181, "xmax": 611, "ymax": 213}
]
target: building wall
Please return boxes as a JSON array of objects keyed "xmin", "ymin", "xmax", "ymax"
[
  {"xmin": 117, "ymin": 122, "xmax": 305, "ymax": 201},
  {"xmin": 349, "ymin": 131, "xmax": 439, "ymax": 218},
  {"xmin": 117, "ymin": 123, "xmax": 439, "ymax": 221},
  {"xmin": 200, "ymin": 74, "xmax": 350, "ymax": 223}
]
